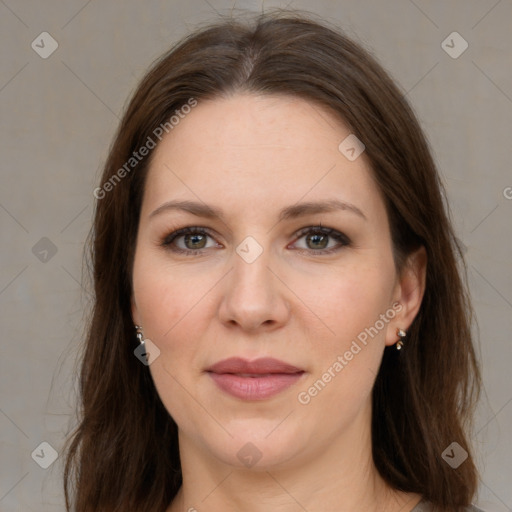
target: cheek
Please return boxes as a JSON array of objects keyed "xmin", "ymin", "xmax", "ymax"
[
  {"xmin": 293, "ymin": 260, "xmax": 394, "ymax": 346},
  {"xmin": 291, "ymin": 261, "xmax": 395, "ymax": 408},
  {"xmin": 298, "ymin": 264, "xmax": 395, "ymax": 411},
  {"xmin": 132, "ymin": 251, "xmax": 212, "ymax": 340},
  {"xmin": 132, "ymin": 259, "xmax": 213, "ymax": 426},
  {"xmin": 131, "ymin": 249, "xmax": 227, "ymax": 377}
]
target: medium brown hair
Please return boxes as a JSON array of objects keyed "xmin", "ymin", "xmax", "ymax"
[{"xmin": 64, "ymin": 10, "xmax": 482, "ymax": 512}]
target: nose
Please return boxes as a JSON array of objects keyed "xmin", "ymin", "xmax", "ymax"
[{"xmin": 217, "ymin": 245, "xmax": 291, "ymax": 332}]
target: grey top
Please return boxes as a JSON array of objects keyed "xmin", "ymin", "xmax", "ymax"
[{"xmin": 411, "ymin": 499, "xmax": 485, "ymax": 511}]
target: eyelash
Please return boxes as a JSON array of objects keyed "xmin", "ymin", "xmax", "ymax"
[{"xmin": 160, "ymin": 225, "xmax": 351, "ymax": 256}]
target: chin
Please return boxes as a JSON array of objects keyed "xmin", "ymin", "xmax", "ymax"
[{"xmin": 199, "ymin": 420, "xmax": 310, "ymax": 471}]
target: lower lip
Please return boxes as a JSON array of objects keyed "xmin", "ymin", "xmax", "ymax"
[{"xmin": 208, "ymin": 372, "xmax": 304, "ymax": 400}]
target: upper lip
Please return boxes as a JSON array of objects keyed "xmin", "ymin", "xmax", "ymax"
[{"xmin": 206, "ymin": 357, "xmax": 304, "ymax": 375}]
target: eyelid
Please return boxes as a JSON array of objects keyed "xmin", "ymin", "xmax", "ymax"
[
  {"xmin": 161, "ymin": 225, "xmax": 218, "ymax": 245},
  {"xmin": 160, "ymin": 224, "xmax": 351, "ymax": 255},
  {"xmin": 161, "ymin": 226, "xmax": 221, "ymax": 254},
  {"xmin": 293, "ymin": 225, "xmax": 349, "ymax": 242},
  {"xmin": 289, "ymin": 225, "xmax": 351, "ymax": 254}
]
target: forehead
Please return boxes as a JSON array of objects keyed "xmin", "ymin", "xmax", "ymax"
[
  {"xmin": 151, "ymin": 93, "xmax": 352, "ymax": 168},
  {"xmin": 142, "ymin": 93, "xmax": 386, "ymax": 223}
]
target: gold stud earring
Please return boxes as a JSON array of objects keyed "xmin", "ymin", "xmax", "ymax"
[{"xmin": 396, "ymin": 328, "xmax": 407, "ymax": 350}]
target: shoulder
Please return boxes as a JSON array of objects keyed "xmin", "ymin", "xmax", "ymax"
[{"xmin": 412, "ymin": 501, "xmax": 488, "ymax": 511}]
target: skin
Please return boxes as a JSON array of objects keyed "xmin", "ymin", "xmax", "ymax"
[{"xmin": 131, "ymin": 93, "xmax": 427, "ymax": 512}]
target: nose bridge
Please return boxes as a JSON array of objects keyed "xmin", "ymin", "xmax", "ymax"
[
  {"xmin": 233, "ymin": 244, "xmax": 271, "ymax": 292},
  {"xmin": 231, "ymin": 239, "xmax": 274, "ymax": 305},
  {"xmin": 218, "ymin": 236, "xmax": 289, "ymax": 330}
]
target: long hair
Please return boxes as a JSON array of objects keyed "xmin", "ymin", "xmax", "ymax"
[{"xmin": 63, "ymin": 10, "xmax": 482, "ymax": 512}]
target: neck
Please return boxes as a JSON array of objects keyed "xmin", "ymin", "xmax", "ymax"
[{"xmin": 167, "ymin": 404, "xmax": 422, "ymax": 512}]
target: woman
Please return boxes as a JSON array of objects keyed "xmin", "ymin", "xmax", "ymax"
[{"xmin": 64, "ymin": 10, "xmax": 484, "ymax": 512}]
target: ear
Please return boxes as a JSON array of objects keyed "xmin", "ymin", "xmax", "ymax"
[{"xmin": 385, "ymin": 245, "xmax": 427, "ymax": 347}]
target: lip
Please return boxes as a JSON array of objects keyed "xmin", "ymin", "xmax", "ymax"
[
  {"xmin": 206, "ymin": 357, "xmax": 303, "ymax": 375},
  {"xmin": 206, "ymin": 357, "xmax": 305, "ymax": 400}
]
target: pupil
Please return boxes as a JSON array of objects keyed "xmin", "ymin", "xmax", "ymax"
[
  {"xmin": 307, "ymin": 233, "xmax": 328, "ymax": 249},
  {"xmin": 185, "ymin": 233, "xmax": 206, "ymax": 249}
]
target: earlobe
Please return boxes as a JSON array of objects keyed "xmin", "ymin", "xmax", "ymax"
[{"xmin": 386, "ymin": 245, "xmax": 427, "ymax": 347}]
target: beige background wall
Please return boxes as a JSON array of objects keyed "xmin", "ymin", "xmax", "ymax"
[{"xmin": 0, "ymin": 1, "xmax": 511, "ymax": 510}]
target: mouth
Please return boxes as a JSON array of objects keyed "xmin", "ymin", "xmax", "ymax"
[{"xmin": 206, "ymin": 357, "xmax": 305, "ymax": 400}]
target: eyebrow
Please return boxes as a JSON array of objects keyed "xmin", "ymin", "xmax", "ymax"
[{"xmin": 149, "ymin": 198, "xmax": 367, "ymax": 222}]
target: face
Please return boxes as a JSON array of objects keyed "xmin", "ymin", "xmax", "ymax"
[{"xmin": 131, "ymin": 93, "xmax": 425, "ymax": 471}]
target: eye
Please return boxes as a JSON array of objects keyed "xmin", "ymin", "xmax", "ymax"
[
  {"xmin": 160, "ymin": 225, "xmax": 350, "ymax": 256},
  {"xmin": 291, "ymin": 226, "xmax": 351, "ymax": 254},
  {"xmin": 161, "ymin": 227, "xmax": 220, "ymax": 254}
]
